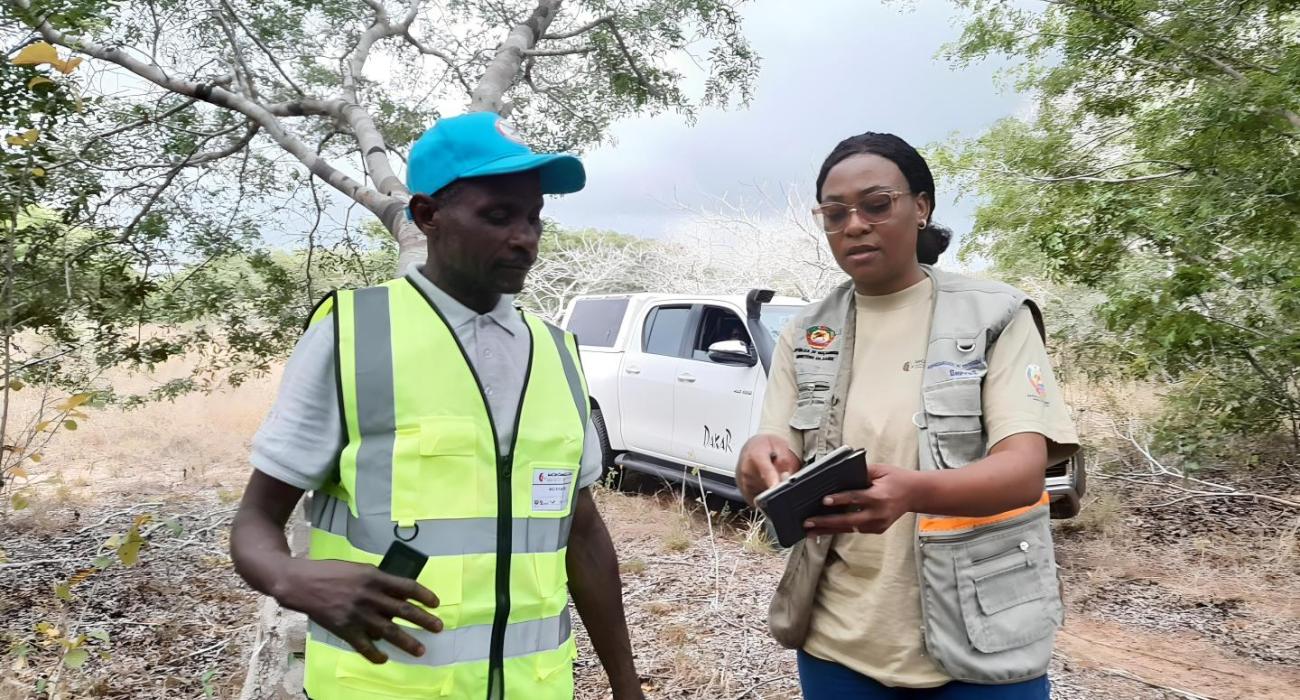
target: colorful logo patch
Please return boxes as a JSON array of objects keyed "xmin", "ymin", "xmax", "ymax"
[
  {"xmin": 495, "ymin": 119, "xmax": 527, "ymax": 145},
  {"xmin": 1026, "ymin": 364, "xmax": 1046, "ymax": 398},
  {"xmin": 805, "ymin": 325, "xmax": 837, "ymax": 350}
]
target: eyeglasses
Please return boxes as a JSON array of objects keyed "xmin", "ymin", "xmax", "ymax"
[{"xmin": 812, "ymin": 190, "xmax": 911, "ymax": 234}]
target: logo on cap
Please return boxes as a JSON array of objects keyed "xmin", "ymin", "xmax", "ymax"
[{"xmin": 495, "ymin": 119, "xmax": 526, "ymax": 146}]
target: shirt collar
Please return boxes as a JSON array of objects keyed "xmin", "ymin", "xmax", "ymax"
[{"xmin": 404, "ymin": 264, "xmax": 523, "ymax": 336}]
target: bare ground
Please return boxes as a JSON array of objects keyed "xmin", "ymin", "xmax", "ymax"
[{"xmin": 2, "ymin": 375, "xmax": 1298, "ymax": 699}]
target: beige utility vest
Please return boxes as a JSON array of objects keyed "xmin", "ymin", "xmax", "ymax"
[{"xmin": 768, "ymin": 266, "xmax": 1062, "ymax": 684}]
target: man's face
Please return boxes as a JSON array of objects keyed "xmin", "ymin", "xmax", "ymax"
[{"xmin": 413, "ymin": 171, "xmax": 544, "ymax": 295}]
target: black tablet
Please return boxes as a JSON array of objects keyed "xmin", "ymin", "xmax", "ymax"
[{"xmin": 755, "ymin": 446, "xmax": 870, "ymax": 548}]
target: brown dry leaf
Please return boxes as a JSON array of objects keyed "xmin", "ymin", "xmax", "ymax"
[{"xmin": 56, "ymin": 56, "xmax": 83, "ymax": 74}]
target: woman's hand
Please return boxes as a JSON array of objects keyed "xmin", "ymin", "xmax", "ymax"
[
  {"xmin": 736, "ymin": 434, "xmax": 802, "ymax": 506},
  {"xmin": 803, "ymin": 463, "xmax": 923, "ymax": 536}
]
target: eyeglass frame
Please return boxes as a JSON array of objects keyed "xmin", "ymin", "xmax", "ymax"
[{"xmin": 811, "ymin": 189, "xmax": 918, "ymax": 234}]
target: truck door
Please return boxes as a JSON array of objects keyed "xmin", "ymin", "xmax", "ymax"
[
  {"xmin": 618, "ymin": 304, "xmax": 692, "ymax": 458},
  {"xmin": 672, "ymin": 304, "xmax": 764, "ymax": 476}
]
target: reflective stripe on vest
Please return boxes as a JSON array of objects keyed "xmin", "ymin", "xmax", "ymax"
[
  {"xmin": 308, "ymin": 490, "xmax": 575, "ymax": 557},
  {"xmin": 306, "ymin": 609, "xmax": 571, "ymax": 668},
  {"xmin": 304, "ymin": 278, "xmax": 587, "ymax": 700}
]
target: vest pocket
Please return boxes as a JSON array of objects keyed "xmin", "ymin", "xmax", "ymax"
[
  {"xmin": 517, "ymin": 639, "xmax": 576, "ymax": 700},
  {"xmin": 393, "ymin": 417, "xmax": 481, "ymax": 522},
  {"xmin": 411, "ymin": 555, "xmax": 464, "ymax": 631},
  {"xmin": 959, "ymin": 545, "xmax": 1053, "ymax": 653},
  {"xmin": 922, "ymin": 378, "xmax": 985, "ymax": 469},
  {"xmin": 334, "ymin": 653, "xmax": 455, "ymax": 696},
  {"xmin": 918, "ymin": 510, "xmax": 1060, "ymax": 683}
]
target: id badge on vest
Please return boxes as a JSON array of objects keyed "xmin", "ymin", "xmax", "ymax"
[{"xmin": 532, "ymin": 466, "xmax": 574, "ymax": 512}]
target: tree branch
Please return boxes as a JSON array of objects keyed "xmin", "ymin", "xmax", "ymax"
[
  {"xmin": 606, "ymin": 22, "xmax": 655, "ymax": 95},
  {"xmin": 524, "ymin": 45, "xmax": 594, "ymax": 57},
  {"xmin": 13, "ymin": 0, "xmax": 400, "ymax": 223},
  {"xmin": 219, "ymin": 0, "xmax": 305, "ymax": 95},
  {"xmin": 402, "ymin": 30, "xmax": 474, "ymax": 93},
  {"xmin": 540, "ymin": 14, "xmax": 613, "ymax": 40},
  {"xmin": 185, "ymin": 121, "xmax": 260, "ymax": 167},
  {"xmin": 470, "ymin": 0, "xmax": 564, "ymax": 113},
  {"xmin": 210, "ymin": 3, "xmax": 258, "ymax": 100}
]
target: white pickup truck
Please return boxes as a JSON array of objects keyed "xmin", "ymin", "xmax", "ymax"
[{"xmin": 560, "ymin": 289, "xmax": 1085, "ymax": 517}]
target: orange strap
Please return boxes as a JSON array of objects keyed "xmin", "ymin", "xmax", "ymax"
[{"xmin": 917, "ymin": 491, "xmax": 1049, "ymax": 534}]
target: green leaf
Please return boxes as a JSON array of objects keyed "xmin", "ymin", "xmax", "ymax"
[
  {"xmin": 164, "ymin": 518, "xmax": 184, "ymax": 537},
  {"xmin": 11, "ymin": 494, "xmax": 29, "ymax": 510},
  {"xmin": 118, "ymin": 540, "xmax": 141, "ymax": 567},
  {"xmin": 87, "ymin": 629, "xmax": 110, "ymax": 644},
  {"xmin": 63, "ymin": 419, "xmax": 77, "ymax": 431},
  {"xmin": 35, "ymin": 678, "xmax": 45, "ymax": 693},
  {"xmin": 92, "ymin": 555, "xmax": 113, "ymax": 569},
  {"xmin": 62, "ymin": 647, "xmax": 88, "ymax": 669},
  {"xmin": 6, "ymin": 379, "xmax": 22, "ymax": 391},
  {"xmin": 54, "ymin": 582, "xmax": 72, "ymax": 602}
]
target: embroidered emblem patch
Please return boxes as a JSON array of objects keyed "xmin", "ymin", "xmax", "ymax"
[
  {"xmin": 1026, "ymin": 364, "xmax": 1047, "ymax": 398},
  {"xmin": 805, "ymin": 325, "xmax": 837, "ymax": 350}
]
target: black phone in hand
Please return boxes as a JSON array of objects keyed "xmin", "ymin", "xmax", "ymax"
[{"xmin": 378, "ymin": 540, "xmax": 427, "ymax": 580}]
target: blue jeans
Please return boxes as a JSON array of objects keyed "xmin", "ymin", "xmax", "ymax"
[{"xmin": 798, "ymin": 650, "xmax": 1050, "ymax": 699}]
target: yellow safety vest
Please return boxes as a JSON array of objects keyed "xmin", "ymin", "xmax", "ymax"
[{"xmin": 301, "ymin": 277, "xmax": 588, "ymax": 700}]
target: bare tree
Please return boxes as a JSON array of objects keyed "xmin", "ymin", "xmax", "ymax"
[{"xmin": 655, "ymin": 186, "xmax": 843, "ymax": 299}]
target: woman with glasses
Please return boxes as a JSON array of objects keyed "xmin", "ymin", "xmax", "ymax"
[{"xmin": 736, "ymin": 132, "xmax": 1078, "ymax": 699}]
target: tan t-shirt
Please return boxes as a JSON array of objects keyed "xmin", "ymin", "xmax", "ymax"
[{"xmin": 758, "ymin": 276, "xmax": 1079, "ymax": 687}]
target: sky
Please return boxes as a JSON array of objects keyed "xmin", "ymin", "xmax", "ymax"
[{"xmin": 542, "ymin": 0, "xmax": 1030, "ymax": 246}]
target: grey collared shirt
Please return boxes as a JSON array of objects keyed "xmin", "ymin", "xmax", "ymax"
[{"xmin": 250, "ymin": 265, "xmax": 602, "ymax": 491}]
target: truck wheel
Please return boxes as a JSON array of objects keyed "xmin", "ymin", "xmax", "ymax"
[{"xmin": 591, "ymin": 409, "xmax": 620, "ymax": 485}]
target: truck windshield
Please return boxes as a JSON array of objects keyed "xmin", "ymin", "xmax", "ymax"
[
  {"xmin": 565, "ymin": 297, "xmax": 629, "ymax": 348},
  {"xmin": 757, "ymin": 305, "xmax": 802, "ymax": 343}
]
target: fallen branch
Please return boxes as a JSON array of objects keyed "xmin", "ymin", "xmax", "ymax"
[
  {"xmin": 1139, "ymin": 492, "xmax": 1300, "ymax": 510},
  {"xmin": 73, "ymin": 503, "xmax": 165, "ymax": 535}
]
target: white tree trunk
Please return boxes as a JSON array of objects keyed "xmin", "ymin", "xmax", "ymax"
[
  {"xmin": 238, "ymin": 502, "xmax": 311, "ymax": 700},
  {"xmin": 395, "ymin": 220, "xmax": 426, "ymax": 274}
]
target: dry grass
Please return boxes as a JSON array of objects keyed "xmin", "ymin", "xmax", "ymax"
[
  {"xmin": 619, "ymin": 557, "xmax": 647, "ymax": 576},
  {"xmin": 4, "ymin": 362, "xmax": 277, "ymax": 506},
  {"xmin": 1058, "ymin": 491, "xmax": 1124, "ymax": 537},
  {"xmin": 661, "ymin": 519, "xmax": 693, "ymax": 553}
]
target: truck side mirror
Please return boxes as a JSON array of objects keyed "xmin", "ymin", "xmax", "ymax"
[{"xmin": 707, "ymin": 340, "xmax": 757, "ymax": 367}]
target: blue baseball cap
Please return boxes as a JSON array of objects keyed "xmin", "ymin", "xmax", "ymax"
[{"xmin": 406, "ymin": 112, "xmax": 586, "ymax": 200}]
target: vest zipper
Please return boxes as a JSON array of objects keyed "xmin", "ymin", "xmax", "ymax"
[
  {"xmin": 401, "ymin": 278, "xmax": 533, "ymax": 700},
  {"xmin": 489, "ymin": 336, "xmax": 533, "ymax": 700}
]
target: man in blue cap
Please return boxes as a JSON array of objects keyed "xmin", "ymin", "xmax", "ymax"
[{"xmin": 231, "ymin": 113, "xmax": 644, "ymax": 700}]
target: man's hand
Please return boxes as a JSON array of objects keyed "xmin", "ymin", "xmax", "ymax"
[
  {"xmin": 275, "ymin": 558, "xmax": 443, "ymax": 665},
  {"xmin": 736, "ymin": 434, "xmax": 802, "ymax": 506},
  {"xmin": 803, "ymin": 463, "xmax": 920, "ymax": 536}
]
